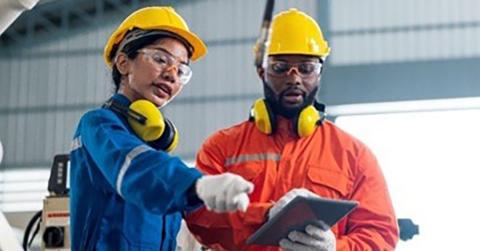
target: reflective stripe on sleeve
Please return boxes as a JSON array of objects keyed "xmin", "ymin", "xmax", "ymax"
[
  {"xmin": 70, "ymin": 136, "xmax": 82, "ymax": 151},
  {"xmin": 224, "ymin": 153, "xmax": 281, "ymax": 167},
  {"xmin": 116, "ymin": 144, "xmax": 151, "ymax": 198}
]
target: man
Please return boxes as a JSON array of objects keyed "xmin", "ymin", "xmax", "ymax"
[{"xmin": 185, "ymin": 8, "xmax": 398, "ymax": 251}]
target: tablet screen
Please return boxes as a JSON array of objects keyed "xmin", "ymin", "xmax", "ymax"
[{"xmin": 246, "ymin": 196, "xmax": 358, "ymax": 246}]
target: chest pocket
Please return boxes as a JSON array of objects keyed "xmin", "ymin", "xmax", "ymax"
[{"xmin": 305, "ymin": 165, "xmax": 350, "ymax": 199}]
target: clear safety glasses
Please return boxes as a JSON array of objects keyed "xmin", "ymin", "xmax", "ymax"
[
  {"xmin": 266, "ymin": 61, "xmax": 322, "ymax": 78},
  {"xmin": 138, "ymin": 48, "xmax": 192, "ymax": 85}
]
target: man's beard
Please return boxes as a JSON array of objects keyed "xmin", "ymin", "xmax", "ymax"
[{"xmin": 263, "ymin": 83, "xmax": 319, "ymax": 119}]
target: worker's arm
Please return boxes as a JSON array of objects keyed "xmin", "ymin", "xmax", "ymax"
[
  {"xmin": 77, "ymin": 110, "xmax": 202, "ymax": 214},
  {"xmin": 186, "ymin": 203, "xmax": 272, "ymax": 250},
  {"xmin": 185, "ymin": 137, "xmax": 273, "ymax": 250},
  {"xmin": 336, "ymin": 146, "xmax": 399, "ymax": 251}
]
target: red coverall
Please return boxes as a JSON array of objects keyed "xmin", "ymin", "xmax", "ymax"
[{"xmin": 186, "ymin": 117, "xmax": 399, "ymax": 251}]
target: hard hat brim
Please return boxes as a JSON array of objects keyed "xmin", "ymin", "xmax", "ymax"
[
  {"xmin": 268, "ymin": 48, "xmax": 330, "ymax": 58},
  {"xmin": 104, "ymin": 25, "xmax": 207, "ymax": 68}
]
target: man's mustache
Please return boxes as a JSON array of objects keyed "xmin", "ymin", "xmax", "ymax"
[{"xmin": 279, "ymin": 87, "xmax": 307, "ymax": 98}]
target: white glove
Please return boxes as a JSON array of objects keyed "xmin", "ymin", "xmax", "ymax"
[
  {"xmin": 196, "ymin": 173, "xmax": 254, "ymax": 213},
  {"xmin": 269, "ymin": 188, "xmax": 320, "ymax": 219},
  {"xmin": 279, "ymin": 222, "xmax": 336, "ymax": 251}
]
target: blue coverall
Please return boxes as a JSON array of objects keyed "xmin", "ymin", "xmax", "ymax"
[{"xmin": 70, "ymin": 94, "xmax": 203, "ymax": 251}]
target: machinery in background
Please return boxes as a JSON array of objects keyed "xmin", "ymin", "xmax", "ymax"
[
  {"xmin": 0, "ymin": 211, "xmax": 23, "ymax": 251},
  {"xmin": 253, "ymin": 0, "xmax": 274, "ymax": 69},
  {"xmin": 0, "ymin": 140, "xmax": 3, "ymax": 163},
  {"xmin": 398, "ymin": 218, "xmax": 420, "ymax": 241},
  {"xmin": 23, "ymin": 154, "xmax": 70, "ymax": 251},
  {"xmin": 0, "ymin": 0, "xmax": 39, "ymax": 35},
  {"xmin": 41, "ymin": 154, "xmax": 70, "ymax": 250},
  {"xmin": 0, "ymin": 139, "xmax": 23, "ymax": 251}
]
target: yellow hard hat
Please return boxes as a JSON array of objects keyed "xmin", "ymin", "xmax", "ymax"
[
  {"xmin": 268, "ymin": 8, "xmax": 330, "ymax": 58},
  {"xmin": 103, "ymin": 6, "xmax": 207, "ymax": 68}
]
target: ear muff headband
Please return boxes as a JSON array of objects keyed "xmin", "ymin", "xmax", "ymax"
[
  {"xmin": 163, "ymin": 119, "xmax": 179, "ymax": 152},
  {"xmin": 151, "ymin": 118, "xmax": 178, "ymax": 152},
  {"xmin": 106, "ymin": 99, "xmax": 147, "ymax": 125},
  {"xmin": 104, "ymin": 99, "xmax": 178, "ymax": 152},
  {"xmin": 250, "ymin": 99, "xmax": 325, "ymax": 137}
]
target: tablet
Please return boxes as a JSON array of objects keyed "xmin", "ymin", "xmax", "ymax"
[{"xmin": 246, "ymin": 196, "xmax": 358, "ymax": 246}]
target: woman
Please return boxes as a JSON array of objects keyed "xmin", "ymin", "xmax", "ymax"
[{"xmin": 69, "ymin": 6, "xmax": 253, "ymax": 251}]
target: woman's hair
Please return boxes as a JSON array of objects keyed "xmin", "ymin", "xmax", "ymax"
[
  {"xmin": 111, "ymin": 33, "xmax": 192, "ymax": 93},
  {"xmin": 111, "ymin": 35, "xmax": 160, "ymax": 92}
]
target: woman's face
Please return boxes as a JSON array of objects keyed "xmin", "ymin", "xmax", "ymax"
[{"xmin": 116, "ymin": 37, "xmax": 189, "ymax": 107}]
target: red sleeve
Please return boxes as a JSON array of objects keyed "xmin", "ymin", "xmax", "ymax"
[
  {"xmin": 184, "ymin": 135, "xmax": 273, "ymax": 251},
  {"xmin": 337, "ymin": 146, "xmax": 399, "ymax": 251}
]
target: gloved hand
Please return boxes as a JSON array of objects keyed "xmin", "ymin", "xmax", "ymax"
[
  {"xmin": 269, "ymin": 188, "xmax": 320, "ymax": 219},
  {"xmin": 196, "ymin": 173, "xmax": 254, "ymax": 213},
  {"xmin": 279, "ymin": 222, "xmax": 336, "ymax": 251}
]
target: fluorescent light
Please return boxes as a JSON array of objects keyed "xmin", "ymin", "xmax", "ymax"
[{"xmin": 328, "ymin": 97, "xmax": 480, "ymax": 116}]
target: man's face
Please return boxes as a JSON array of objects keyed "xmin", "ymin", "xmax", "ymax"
[{"xmin": 259, "ymin": 54, "xmax": 322, "ymax": 117}]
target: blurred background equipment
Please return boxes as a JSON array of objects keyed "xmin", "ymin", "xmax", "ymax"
[
  {"xmin": 0, "ymin": 140, "xmax": 21, "ymax": 251},
  {"xmin": 0, "ymin": 140, "xmax": 3, "ymax": 164},
  {"xmin": 253, "ymin": 0, "xmax": 275, "ymax": 69},
  {"xmin": 40, "ymin": 154, "xmax": 70, "ymax": 250},
  {"xmin": 0, "ymin": 211, "xmax": 23, "ymax": 251},
  {"xmin": 23, "ymin": 154, "xmax": 70, "ymax": 251},
  {"xmin": 0, "ymin": 0, "xmax": 39, "ymax": 35},
  {"xmin": 398, "ymin": 218, "xmax": 419, "ymax": 241}
]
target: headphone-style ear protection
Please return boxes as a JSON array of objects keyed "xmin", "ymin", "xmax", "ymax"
[
  {"xmin": 103, "ymin": 99, "xmax": 179, "ymax": 152},
  {"xmin": 249, "ymin": 99, "xmax": 325, "ymax": 137}
]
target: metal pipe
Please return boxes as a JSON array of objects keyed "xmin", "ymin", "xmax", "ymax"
[
  {"xmin": 0, "ymin": 140, "xmax": 3, "ymax": 163},
  {"xmin": 0, "ymin": 211, "xmax": 23, "ymax": 251},
  {"xmin": 254, "ymin": 0, "xmax": 275, "ymax": 69},
  {"xmin": 0, "ymin": 0, "xmax": 40, "ymax": 35}
]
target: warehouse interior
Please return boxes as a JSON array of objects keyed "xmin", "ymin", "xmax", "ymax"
[{"xmin": 1, "ymin": 0, "xmax": 480, "ymax": 250}]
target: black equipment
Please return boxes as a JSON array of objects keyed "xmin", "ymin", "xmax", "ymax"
[{"xmin": 254, "ymin": 0, "xmax": 275, "ymax": 68}]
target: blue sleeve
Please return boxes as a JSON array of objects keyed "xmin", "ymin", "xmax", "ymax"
[{"xmin": 78, "ymin": 109, "xmax": 203, "ymax": 214}]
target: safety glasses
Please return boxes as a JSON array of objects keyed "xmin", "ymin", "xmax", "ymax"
[
  {"xmin": 266, "ymin": 61, "xmax": 322, "ymax": 78},
  {"xmin": 138, "ymin": 48, "xmax": 192, "ymax": 85}
]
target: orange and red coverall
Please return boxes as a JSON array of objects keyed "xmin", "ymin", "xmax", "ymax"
[{"xmin": 186, "ymin": 117, "xmax": 399, "ymax": 251}]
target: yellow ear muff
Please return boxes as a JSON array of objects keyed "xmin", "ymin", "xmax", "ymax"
[
  {"xmin": 250, "ymin": 99, "xmax": 324, "ymax": 137},
  {"xmin": 144, "ymin": 117, "xmax": 179, "ymax": 152},
  {"xmin": 164, "ymin": 127, "xmax": 179, "ymax": 152},
  {"xmin": 251, "ymin": 99, "xmax": 274, "ymax": 135},
  {"xmin": 128, "ymin": 100, "xmax": 165, "ymax": 141},
  {"xmin": 296, "ymin": 105, "xmax": 321, "ymax": 137}
]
